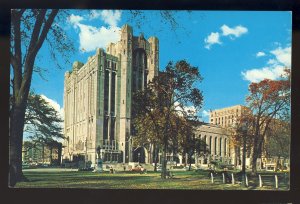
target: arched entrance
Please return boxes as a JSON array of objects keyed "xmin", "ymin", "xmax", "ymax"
[{"xmin": 133, "ymin": 147, "xmax": 148, "ymax": 163}]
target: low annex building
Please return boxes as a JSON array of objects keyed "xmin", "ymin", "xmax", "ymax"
[{"xmin": 194, "ymin": 123, "xmax": 231, "ymax": 165}]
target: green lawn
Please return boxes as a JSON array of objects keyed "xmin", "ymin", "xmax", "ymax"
[{"xmin": 15, "ymin": 169, "xmax": 289, "ymax": 190}]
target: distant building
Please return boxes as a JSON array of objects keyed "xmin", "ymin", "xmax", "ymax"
[
  {"xmin": 209, "ymin": 105, "xmax": 250, "ymax": 127},
  {"xmin": 209, "ymin": 105, "xmax": 251, "ymax": 167},
  {"xmin": 194, "ymin": 123, "xmax": 231, "ymax": 165},
  {"xmin": 62, "ymin": 24, "xmax": 159, "ymax": 167},
  {"xmin": 22, "ymin": 141, "xmax": 62, "ymax": 165}
]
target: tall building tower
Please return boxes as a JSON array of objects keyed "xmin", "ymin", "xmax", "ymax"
[{"xmin": 62, "ymin": 24, "xmax": 159, "ymax": 166}]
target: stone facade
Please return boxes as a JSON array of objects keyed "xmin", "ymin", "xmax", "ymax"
[
  {"xmin": 194, "ymin": 123, "xmax": 231, "ymax": 165},
  {"xmin": 209, "ymin": 105, "xmax": 250, "ymax": 127},
  {"xmin": 209, "ymin": 105, "xmax": 251, "ymax": 167},
  {"xmin": 62, "ymin": 24, "xmax": 254, "ymax": 168},
  {"xmin": 62, "ymin": 24, "xmax": 159, "ymax": 167}
]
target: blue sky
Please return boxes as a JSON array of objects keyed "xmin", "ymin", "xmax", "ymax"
[{"xmin": 30, "ymin": 10, "xmax": 292, "ymax": 122}]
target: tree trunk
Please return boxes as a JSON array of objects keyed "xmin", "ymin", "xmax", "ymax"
[
  {"xmin": 251, "ymin": 136, "xmax": 263, "ymax": 175},
  {"xmin": 188, "ymin": 154, "xmax": 192, "ymax": 171},
  {"xmin": 161, "ymin": 142, "xmax": 167, "ymax": 179},
  {"xmin": 9, "ymin": 9, "xmax": 59, "ymax": 187},
  {"xmin": 275, "ymin": 156, "xmax": 280, "ymax": 172},
  {"xmin": 42, "ymin": 144, "xmax": 45, "ymax": 163},
  {"xmin": 153, "ymin": 143, "xmax": 158, "ymax": 172},
  {"xmin": 9, "ymin": 103, "xmax": 27, "ymax": 187}
]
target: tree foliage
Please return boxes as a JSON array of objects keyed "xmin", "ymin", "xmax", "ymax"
[
  {"xmin": 24, "ymin": 93, "xmax": 64, "ymax": 145},
  {"xmin": 244, "ymin": 69, "xmax": 290, "ymax": 174},
  {"xmin": 264, "ymin": 119, "xmax": 290, "ymax": 160},
  {"xmin": 133, "ymin": 60, "xmax": 203, "ymax": 178},
  {"xmin": 9, "ymin": 9, "xmax": 74, "ymax": 186}
]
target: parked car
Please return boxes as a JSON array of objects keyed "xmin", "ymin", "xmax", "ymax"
[{"xmin": 130, "ymin": 165, "xmax": 147, "ymax": 173}]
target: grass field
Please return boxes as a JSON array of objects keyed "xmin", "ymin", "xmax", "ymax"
[{"xmin": 15, "ymin": 169, "xmax": 289, "ymax": 190}]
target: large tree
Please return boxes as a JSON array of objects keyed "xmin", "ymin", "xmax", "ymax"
[
  {"xmin": 245, "ymin": 69, "xmax": 290, "ymax": 174},
  {"xmin": 179, "ymin": 124, "xmax": 209, "ymax": 171},
  {"xmin": 132, "ymin": 109, "xmax": 164, "ymax": 171},
  {"xmin": 133, "ymin": 60, "xmax": 203, "ymax": 179},
  {"xmin": 264, "ymin": 118, "xmax": 290, "ymax": 171},
  {"xmin": 9, "ymin": 9, "xmax": 73, "ymax": 186},
  {"xmin": 24, "ymin": 93, "xmax": 64, "ymax": 144}
]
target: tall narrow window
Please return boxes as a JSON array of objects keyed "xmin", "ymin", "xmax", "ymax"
[
  {"xmin": 204, "ymin": 135, "xmax": 207, "ymax": 153},
  {"xmin": 214, "ymin": 137, "xmax": 217, "ymax": 155},
  {"xmin": 104, "ymin": 70, "xmax": 109, "ymax": 114},
  {"xmin": 209, "ymin": 136, "xmax": 212, "ymax": 154},
  {"xmin": 219, "ymin": 138, "xmax": 222, "ymax": 156},
  {"xmin": 110, "ymin": 118, "xmax": 115, "ymax": 141},
  {"xmin": 111, "ymin": 71, "xmax": 116, "ymax": 115},
  {"xmin": 103, "ymin": 117, "xmax": 108, "ymax": 141},
  {"xmin": 224, "ymin": 138, "xmax": 227, "ymax": 156}
]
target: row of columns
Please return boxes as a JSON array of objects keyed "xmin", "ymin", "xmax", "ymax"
[{"xmin": 200, "ymin": 135, "xmax": 229, "ymax": 158}]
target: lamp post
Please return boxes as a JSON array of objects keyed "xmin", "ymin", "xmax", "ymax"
[{"xmin": 138, "ymin": 153, "xmax": 141, "ymax": 165}]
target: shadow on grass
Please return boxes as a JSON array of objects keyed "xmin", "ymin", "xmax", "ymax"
[{"xmin": 19, "ymin": 169, "xmax": 289, "ymax": 190}]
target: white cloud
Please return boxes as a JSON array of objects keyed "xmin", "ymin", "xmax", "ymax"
[
  {"xmin": 202, "ymin": 110, "xmax": 210, "ymax": 117},
  {"xmin": 221, "ymin": 24, "xmax": 248, "ymax": 38},
  {"xmin": 91, "ymin": 10, "xmax": 122, "ymax": 27},
  {"xmin": 77, "ymin": 24, "xmax": 121, "ymax": 52},
  {"xmin": 201, "ymin": 110, "xmax": 210, "ymax": 122},
  {"xmin": 242, "ymin": 66, "xmax": 286, "ymax": 83},
  {"xmin": 40, "ymin": 95, "xmax": 64, "ymax": 120},
  {"xmin": 204, "ymin": 24, "xmax": 248, "ymax": 49},
  {"xmin": 68, "ymin": 10, "xmax": 122, "ymax": 52},
  {"xmin": 204, "ymin": 32, "xmax": 221, "ymax": 49},
  {"xmin": 174, "ymin": 102, "xmax": 197, "ymax": 117},
  {"xmin": 256, "ymin": 51, "xmax": 266, "ymax": 57},
  {"xmin": 270, "ymin": 46, "xmax": 291, "ymax": 67},
  {"xmin": 242, "ymin": 45, "xmax": 291, "ymax": 83},
  {"xmin": 68, "ymin": 14, "xmax": 84, "ymax": 27},
  {"xmin": 103, "ymin": 10, "xmax": 121, "ymax": 27},
  {"xmin": 267, "ymin": 59, "xmax": 278, "ymax": 65}
]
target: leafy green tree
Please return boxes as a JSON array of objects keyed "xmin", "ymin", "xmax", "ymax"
[
  {"xmin": 133, "ymin": 60, "xmax": 203, "ymax": 179},
  {"xmin": 24, "ymin": 93, "xmax": 64, "ymax": 144},
  {"xmin": 132, "ymin": 110, "xmax": 163, "ymax": 171},
  {"xmin": 21, "ymin": 93, "xmax": 63, "ymax": 164},
  {"xmin": 180, "ymin": 129, "xmax": 209, "ymax": 171},
  {"xmin": 9, "ymin": 9, "xmax": 74, "ymax": 186}
]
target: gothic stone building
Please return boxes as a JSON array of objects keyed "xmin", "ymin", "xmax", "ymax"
[
  {"xmin": 62, "ymin": 24, "xmax": 159, "ymax": 166},
  {"xmin": 63, "ymin": 24, "xmax": 250, "ymax": 168}
]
